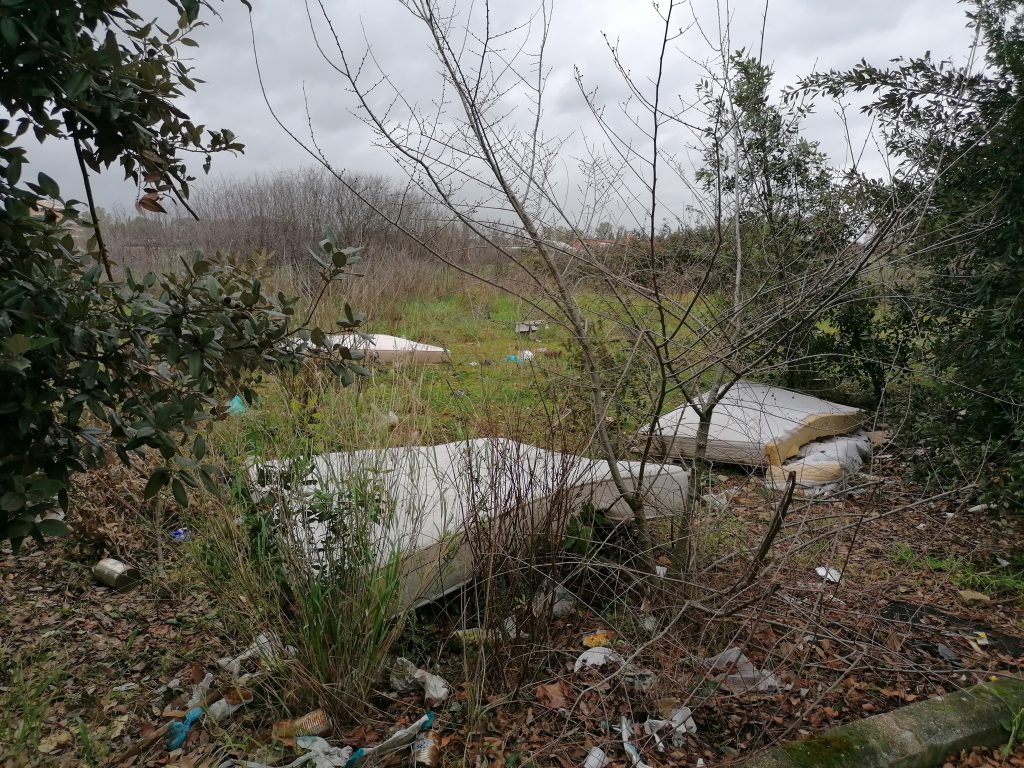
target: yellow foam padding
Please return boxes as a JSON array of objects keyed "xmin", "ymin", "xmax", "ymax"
[
  {"xmin": 764, "ymin": 412, "xmax": 865, "ymax": 467},
  {"xmin": 767, "ymin": 461, "xmax": 845, "ymax": 488}
]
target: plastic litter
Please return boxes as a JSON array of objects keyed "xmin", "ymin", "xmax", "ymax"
[
  {"xmin": 702, "ymin": 647, "xmax": 781, "ymax": 693},
  {"xmin": 207, "ymin": 687, "xmax": 253, "ymax": 722},
  {"xmin": 171, "ymin": 527, "xmax": 190, "ymax": 543},
  {"xmin": 347, "ymin": 711, "xmax": 434, "ymax": 767},
  {"xmin": 272, "ymin": 709, "xmax": 332, "ymax": 740},
  {"xmin": 643, "ymin": 706, "xmax": 697, "ymax": 749},
  {"xmin": 166, "ymin": 707, "xmax": 203, "ymax": 751},
  {"xmin": 390, "ymin": 657, "xmax": 451, "ymax": 707},
  {"xmin": 505, "ymin": 354, "xmax": 522, "ymax": 364},
  {"xmin": 520, "ymin": 349, "xmax": 535, "ymax": 362},
  {"xmin": 582, "ymin": 630, "xmax": 614, "ymax": 648},
  {"xmin": 220, "ymin": 736, "xmax": 353, "ymax": 768},
  {"xmin": 619, "ymin": 717, "xmax": 653, "ymax": 768},
  {"xmin": 815, "ymin": 566, "xmax": 842, "ymax": 584},
  {"xmin": 574, "ymin": 647, "xmax": 624, "ymax": 672},
  {"xmin": 997, "ymin": 557, "xmax": 1011, "ymax": 567},
  {"xmin": 582, "ymin": 747, "xmax": 608, "ymax": 768},
  {"xmin": 185, "ymin": 672, "xmax": 214, "ymax": 708},
  {"xmin": 532, "ymin": 585, "xmax": 576, "ymax": 618},
  {"xmin": 226, "ymin": 395, "xmax": 247, "ymax": 415},
  {"xmin": 91, "ymin": 557, "xmax": 141, "ymax": 590},
  {"xmin": 411, "ymin": 729, "xmax": 440, "ymax": 767},
  {"xmin": 515, "ymin": 320, "xmax": 546, "ymax": 334},
  {"xmin": 622, "ymin": 666, "xmax": 659, "ymax": 692},
  {"xmin": 218, "ymin": 633, "xmax": 289, "ymax": 681},
  {"xmin": 641, "ymin": 720, "xmax": 667, "ymax": 753},
  {"xmin": 669, "ymin": 706, "xmax": 698, "ymax": 745},
  {"xmin": 968, "ymin": 503, "xmax": 993, "ymax": 513}
]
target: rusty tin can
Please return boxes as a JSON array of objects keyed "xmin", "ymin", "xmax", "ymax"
[
  {"xmin": 272, "ymin": 708, "xmax": 331, "ymax": 739},
  {"xmin": 411, "ymin": 730, "xmax": 440, "ymax": 767},
  {"xmin": 91, "ymin": 558, "xmax": 141, "ymax": 590}
]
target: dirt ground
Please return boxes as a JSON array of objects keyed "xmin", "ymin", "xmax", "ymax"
[{"xmin": 2, "ymin": 448, "xmax": 1023, "ymax": 767}]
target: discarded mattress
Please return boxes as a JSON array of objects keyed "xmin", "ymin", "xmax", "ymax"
[
  {"xmin": 292, "ymin": 333, "xmax": 448, "ymax": 365},
  {"xmin": 249, "ymin": 438, "xmax": 688, "ymax": 607},
  {"xmin": 766, "ymin": 432, "xmax": 871, "ymax": 493},
  {"xmin": 641, "ymin": 381, "xmax": 863, "ymax": 467}
]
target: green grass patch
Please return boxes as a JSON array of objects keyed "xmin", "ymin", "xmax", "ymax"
[{"xmin": 891, "ymin": 543, "xmax": 1024, "ymax": 594}]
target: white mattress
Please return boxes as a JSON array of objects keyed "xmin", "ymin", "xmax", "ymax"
[
  {"xmin": 249, "ymin": 439, "xmax": 689, "ymax": 606},
  {"xmin": 640, "ymin": 381, "xmax": 863, "ymax": 467}
]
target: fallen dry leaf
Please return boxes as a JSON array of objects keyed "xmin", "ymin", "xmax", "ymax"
[
  {"xmin": 534, "ymin": 681, "xmax": 568, "ymax": 709},
  {"xmin": 37, "ymin": 730, "xmax": 73, "ymax": 754}
]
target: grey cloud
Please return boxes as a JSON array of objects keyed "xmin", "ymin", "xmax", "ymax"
[{"xmin": 30, "ymin": 0, "xmax": 977, "ymax": 216}]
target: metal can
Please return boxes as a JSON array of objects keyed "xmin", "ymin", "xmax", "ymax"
[
  {"xmin": 411, "ymin": 730, "xmax": 440, "ymax": 767},
  {"xmin": 271, "ymin": 708, "xmax": 331, "ymax": 739},
  {"xmin": 91, "ymin": 558, "xmax": 141, "ymax": 590}
]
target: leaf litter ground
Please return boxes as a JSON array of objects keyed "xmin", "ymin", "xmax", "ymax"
[{"xmin": 2, "ymin": 450, "xmax": 1024, "ymax": 767}]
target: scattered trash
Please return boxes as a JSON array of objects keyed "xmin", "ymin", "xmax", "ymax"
[
  {"xmin": 533, "ymin": 585, "xmax": 576, "ymax": 618},
  {"xmin": 935, "ymin": 643, "xmax": 959, "ymax": 662},
  {"xmin": 619, "ymin": 717, "xmax": 653, "ymax": 768},
  {"xmin": 222, "ymin": 737, "xmax": 353, "ymax": 768},
  {"xmin": 622, "ymin": 666, "xmax": 659, "ymax": 692},
  {"xmin": 696, "ymin": 759, "xmax": 706, "ymax": 767},
  {"xmin": 641, "ymin": 719, "xmax": 667, "ymax": 753},
  {"xmin": 515, "ymin": 320, "xmax": 546, "ymax": 334},
  {"xmin": 655, "ymin": 565, "xmax": 668, "ymax": 578},
  {"xmin": 702, "ymin": 647, "xmax": 781, "ymax": 693},
  {"xmin": 701, "ymin": 491, "xmax": 735, "ymax": 512},
  {"xmin": 974, "ymin": 631, "xmax": 990, "ymax": 648},
  {"xmin": 958, "ymin": 589, "xmax": 992, "ymax": 606},
  {"xmin": 669, "ymin": 707, "xmax": 698, "ymax": 745},
  {"xmin": 945, "ymin": 512, "xmax": 955, "ymax": 519},
  {"xmin": 583, "ymin": 630, "xmax": 614, "ymax": 648},
  {"xmin": 968, "ymin": 503, "xmax": 993, "ymax": 513},
  {"xmin": 171, "ymin": 527, "xmax": 190, "ymax": 543},
  {"xmin": 641, "ymin": 614, "xmax": 659, "ymax": 634},
  {"xmin": 505, "ymin": 354, "xmax": 522, "ymax": 364},
  {"xmin": 296, "ymin": 736, "xmax": 353, "ymax": 768},
  {"xmin": 218, "ymin": 633, "xmax": 291, "ymax": 682},
  {"xmin": 185, "ymin": 672, "xmax": 214, "ymax": 708},
  {"xmin": 815, "ymin": 566, "xmax": 842, "ymax": 584},
  {"xmin": 520, "ymin": 349, "xmax": 535, "ymax": 362},
  {"xmin": 411, "ymin": 729, "xmax": 440, "ymax": 767},
  {"xmin": 582, "ymin": 746, "xmax": 608, "ymax": 768},
  {"xmin": 226, "ymin": 395, "xmax": 248, "ymax": 415},
  {"xmin": 166, "ymin": 707, "xmax": 203, "ymax": 751},
  {"xmin": 453, "ymin": 627, "xmax": 499, "ymax": 646},
  {"xmin": 467, "ymin": 361, "xmax": 480, "ymax": 367},
  {"xmin": 916, "ymin": 523, "xmax": 927, "ymax": 530},
  {"xmin": 574, "ymin": 647, "xmax": 624, "ymax": 672},
  {"xmin": 91, "ymin": 557, "xmax": 141, "ymax": 591},
  {"xmin": 386, "ymin": 410, "xmax": 400, "ymax": 427},
  {"xmin": 272, "ymin": 709, "xmax": 331, "ymax": 740},
  {"xmin": 347, "ymin": 712, "xmax": 434, "ymax": 767},
  {"xmin": 207, "ymin": 687, "xmax": 253, "ymax": 722},
  {"xmin": 390, "ymin": 657, "xmax": 451, "ymax": 707},
  {"xmin": 997, "ymin": 557, "xmax": 1011, "ymax": 567},
  {"xmin": 642, "ymin": 705, "xmax": 697, "ymax": 750}
]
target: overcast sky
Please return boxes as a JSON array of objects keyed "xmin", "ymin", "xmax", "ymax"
[{"xmin": 32, "ymin": 0, "xmax": 976, "ymax": 222}]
